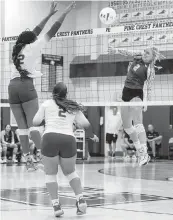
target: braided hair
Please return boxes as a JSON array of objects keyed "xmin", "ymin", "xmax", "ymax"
[
  {"xmin": 12, "ymin": 30, "xmax": 37, "ymax": 77},
  {"xmin": 53, "ymin": 82, "xmax": 84, "ymax": 114},
  {"xmin": 145, "ymin": 47, "xmax": 166, "ymax": 100}
]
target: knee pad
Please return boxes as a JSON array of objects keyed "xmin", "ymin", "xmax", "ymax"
[
  {"xmin": 124, "ymin": 126, "xmax": 135, "ymax": 135},
  {"xmin": 45, "ymin": 175, "xmax": 57, "ymax": 183},
  {"xmin": 18, "ymin": 129, "xmax": 29, "ymax": 136},
  {"xmin": 66, "ymin": 171, "xmax": 79, "ymax": 182},
  {"xmin": 134, "ymin": 124, "xmax": 145, "ymax": 135}
]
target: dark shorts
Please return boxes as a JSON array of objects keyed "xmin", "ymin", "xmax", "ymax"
[
  {"xmin": 41, "ymin": 133, "xmax": 77, "ymax": 158},
  {"xmin": 8, "ymin": 77, "xmax": 38, "ymax": 104},
  {"xmin": 122, "ymin": 87, "xmax": 143, "ymax": 102},
  {"xmin": 106, "ymin": 133, "xmax": 118, "ymax": 144}
]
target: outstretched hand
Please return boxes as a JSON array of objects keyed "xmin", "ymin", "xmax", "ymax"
[
  {"xmin": 49, "ymin": 1, "xmax": 59, "ymax": 16},
  {"xmin": 90, "ymin": 134, "xmax": 99, "ymax": 143},
  {"xmin": 64, "ymin": 1, "xmax": 76, "ymax": 14},
  {"xmin": 143, "ymin": 105, "xmax": 147, "ymax": 112}
]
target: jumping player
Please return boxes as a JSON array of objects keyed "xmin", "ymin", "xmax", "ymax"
[
  {"xmin": 109, "ymin": 44, "xmax": 165, "ymax": 166},
  {"xmin": 8, "ymin": 1, "xmax": 75, "ymax": 169},
  {"xmin": 33, "ymin": 82, "xmax": 99, "ymax": 217}
]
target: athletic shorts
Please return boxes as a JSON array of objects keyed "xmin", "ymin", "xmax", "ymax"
[
  {"xmin": 8, "ymin": 77, "xmax": 38, "ymax": 104},
  {"xmin": 41, "ymin": 133, "xmax": 77, "ymax": 158},
  {"xmin": 106, "ymin": 133, "xmax": 118, "ymax": 144},
  {"xmin": 122, "ymin": 86, "xmax": 143, "ymax": 102}
]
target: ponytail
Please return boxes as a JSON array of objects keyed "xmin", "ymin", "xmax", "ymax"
[
  {"xmin": 12, "ymin": 30, "xmax": 37, "ymax": 77},
  {"xmin": 53, "ymin": 94, "xmax": 84, "ymax": 114}
]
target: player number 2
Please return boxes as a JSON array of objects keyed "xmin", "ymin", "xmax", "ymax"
[
  {"xmin": 17, "ymin": 54, "xmax": 25, "ymax": 65},
  {"xmin": 59, "ymin": 109, "xmax": 66, "ymax": 118}
]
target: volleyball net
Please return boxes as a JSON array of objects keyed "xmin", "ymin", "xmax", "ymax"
[{"xmin": 1, "ymin": 25, "xmax": 173, "ymax": 109}]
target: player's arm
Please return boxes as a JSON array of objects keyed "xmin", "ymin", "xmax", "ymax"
[
  {"xmin": 153, "ymin": 132, "xmax": 163, "ymax": 142},
  {"xmin": 33, "ymin": 103, "xmax": 45, "ymax": 126},
  {"xmin": 74, "ymin": 111, "xmax": 99, "ymax": 142},
  {"xmin": 45, "ymin": 1, "xmax": 75, "ymax": 41},
  {"xmin": 32, "ymin": 1, "xmax": 58, "ymax": 36},
  {"xmin": 15, "ymin": 129, "xmax": 20, "ymax": 141},
  {"xmin": 108, "ymin": 41, "xmax": 142, "ymax": 57},
  {"xmin": 11, "ymin": 131, "xmax": 15, "ymax": 144},
  {"xmin": 1, "ymin": 131, "xmax": 8, "ymax": 145}
]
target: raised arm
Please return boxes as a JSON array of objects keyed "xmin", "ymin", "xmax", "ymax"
[
  {"xmin": 32, "ymin": 1, "xmax": 58, "ymax": 36},
  {"xmin": 45, "ymin": 1, "xmax": 75, "ymax": 41},
  {"xmin": 108, "ymin": 40, "xmax": 142, "ymax": 57}
]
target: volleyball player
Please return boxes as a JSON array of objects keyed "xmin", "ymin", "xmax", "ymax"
[
  {"xmin": 8, "ymin": 1, "xmax": 75, "ymax": 170},
  {"xmin": 33, "ymin": 82, "xmax": 99, "ymax": 216},
  {"xmin": 109, "ymin": 44, "xmax": 165, "ymax": 166}
]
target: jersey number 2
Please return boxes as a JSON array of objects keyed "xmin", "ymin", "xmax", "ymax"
[
  {"xmin": 59, "ymin": 109, "xmax": 66, "ymax": 118},
  {"xmin": 17, "ymin": 54, "xmax": 25, "ymax": 65}
]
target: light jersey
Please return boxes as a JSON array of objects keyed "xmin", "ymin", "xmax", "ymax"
[
  {"xmin": 11, "ymin": 35, "xmax": 48, "ymax": 79},
  {"xmin": 106, "ymin": 110, "xmax": 122, "ymax": 134},
  {"xmin": 35, "ymin": 99, "xmax": 88, "ymax": 137}
]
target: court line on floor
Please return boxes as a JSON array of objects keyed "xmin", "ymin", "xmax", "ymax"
[
  {"xmin": 98, "ymin": 168, "xmax": 173, "ymax": 182},
  {"xmin": 94, "ymin": 205, "xmax": 173, "ymax": 216}
]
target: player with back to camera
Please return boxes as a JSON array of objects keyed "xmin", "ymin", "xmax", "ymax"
[
  {"xmin": 109, "ymin": 43, "xmax": 165, "ymax": 166},
  {"xmin": 33, "ymin": 82, "xmax": 99, "ymax": 216},
  {"xmin": 8, "ymin": 1, "xmax": 75, "ymax": 170}
]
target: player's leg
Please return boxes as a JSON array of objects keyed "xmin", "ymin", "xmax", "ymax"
[
  {"xmin": 1, "ymin": 144, "xmax": 7, "ymax": 163},
  {"xmin": 106, "ymin": 133, "xmax": 113, "ymax": 157},
  {"xmin": 42, "ymin": 156, "xmax": 63, "ymax": 216},
  {"xmin": 29, "ymin": 140, "xmax": 37, "ymax": 162},
  {"xmin": 150, "ymin": 141, "xmax": 156, "ymax": 158},
  {"xmin": 0, "ymin": 145, "xmax": 2, "ymax": 163},
  {"xmin": 132, "ymin": 104, "xmax": 150, "ymax": 166},
  {"xmin": 155, "ymin": 136, "xmax": 162, "ymax": 146},
  {"xmin": 121, "ymin": 143, "xmax": 128, "ymax": 158},
  {"xmin": 10, "ymin": 104, "xmax": 30, "ymax": 154},
  {"xmin": 8, "ymin": 79, "xmax": 30, "ymax": 155},
  {"xmin": 59, "ymin": 134, "xmax": 87, "ymax": 215},
  {"xmin": 41, "ymin": 133, "xmax": 63, "ymax": 217},
  {"xmin": 22, "ymin": 98, "xmax": 41, "ymax": 151},
  {"xmin": 13, "ymin": 77, "xmax": 41, "ymax": 153},
  {"xmin": 9, "ymin": 143, "xmax": 18, "ymax": 163},
  {"xmin": 121, "ymin": 105, "xmax": 141, "ymax": 150},
  {"xmin": 112, "ymin": 134, "xmax": 118, "ymax": 157}
]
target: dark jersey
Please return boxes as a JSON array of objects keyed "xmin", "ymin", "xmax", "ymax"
[
  {"xmin": 146, "ymin": 131, "xmax": 159, "ymax": 140},
  {"xmin": 3, "ymin": 132, "xmax": 12, "ymax": 143},
  {"xmin": 125, "ymin": 58, "xmax": 148, "ymax": 90}
]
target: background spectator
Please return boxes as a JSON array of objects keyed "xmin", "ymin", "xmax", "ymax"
[
  {"xmin": 146, "ymin": 124, "xmax": 163, "ymax": 160},
  {"xmin": 15, "ymin": 128, "xmax": 39, "ymax": 162},
  {"xmin": 106, "ymin": 107, "xmax": 122, "ymax": 157},
  {"xmin": 1, "ymin": 124, "xmax": 18, "ymax": 163}
]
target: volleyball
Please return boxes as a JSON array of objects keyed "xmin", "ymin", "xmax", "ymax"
[{"xmin": 99, "ymin": 7, "xmax": 117, "ymax": 25}]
